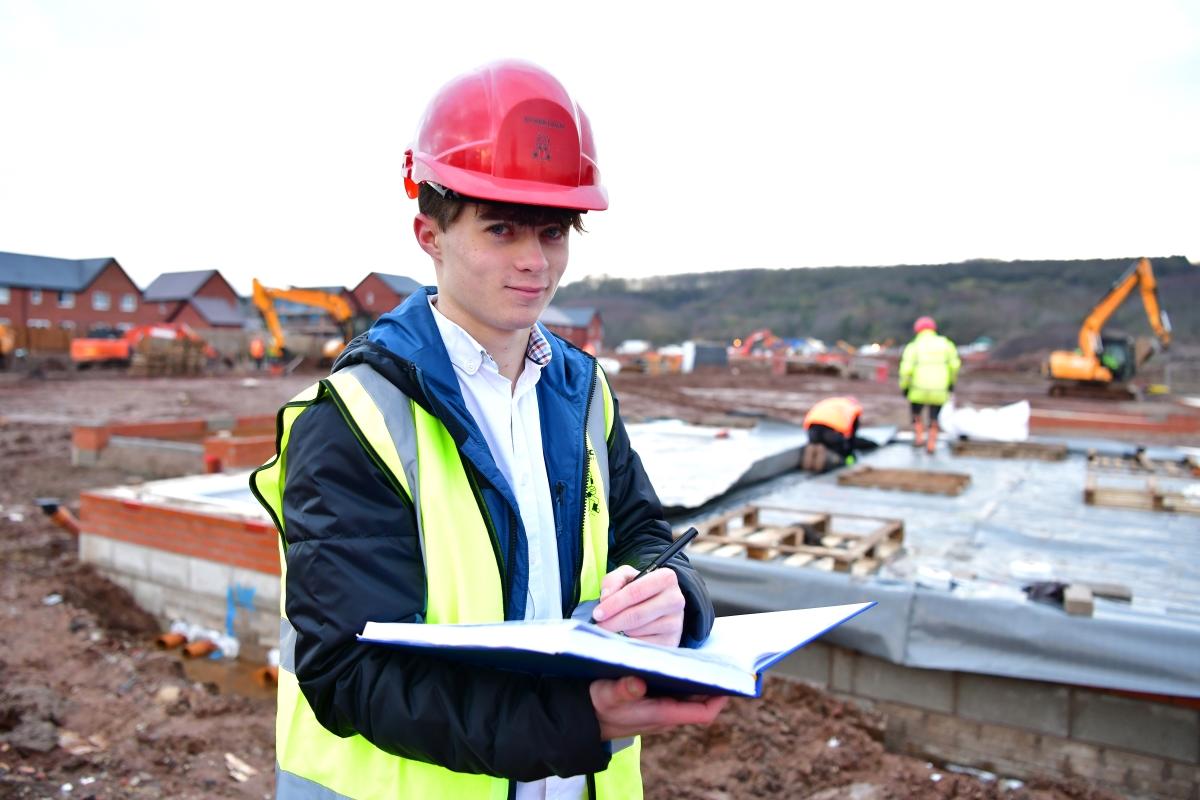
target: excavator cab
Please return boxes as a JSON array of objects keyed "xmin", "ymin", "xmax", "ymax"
[{"xmin": 1096, "ymin": 334, "xmax": 1135, "ymax": 383}]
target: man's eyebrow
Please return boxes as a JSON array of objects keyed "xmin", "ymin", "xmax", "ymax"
[{"xmin": 475, "ymin": 208, "xmax": 518, "ymax": 222}]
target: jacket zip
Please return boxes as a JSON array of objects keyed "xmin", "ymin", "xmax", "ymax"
[{"xmin": 571, "ymin": 366, "xmax": 600, "ymax": 610}]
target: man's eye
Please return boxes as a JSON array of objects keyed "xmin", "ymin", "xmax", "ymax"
[
  {"xmin": 542, "ymin": 226, "xmax": 567, "ymax": 241},
  {"xmin": 486, "ymin": 223, "xmax": 512, "ymax": 236}
]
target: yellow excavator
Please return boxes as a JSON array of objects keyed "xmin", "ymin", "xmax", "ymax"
[
  {"xmin": 251, "ymin": 279, "xmax": 361, "ymax": 362},
  {"xmin": 1046, "ymin": 257, "xmax": 1171, "ymax": 397}
]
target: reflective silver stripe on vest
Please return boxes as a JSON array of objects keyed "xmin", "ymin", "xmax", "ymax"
[
  {"xmin": 340, "ymin": 363, "xmax": 425, "ymax": 567},
  {"xmin": 587, "ymin": 371, "xmax": 609, "ymax": 509},
  {"xmin": 277, "ymin": 763, "xmax": 353, "ymax": 799},
  {"xmin": 279, "ymin": 616, "xmax": 298, "ymax": 674}
]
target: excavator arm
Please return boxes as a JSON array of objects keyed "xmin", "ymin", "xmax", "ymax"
[
  {"xmin": 251, "ymin": 279, "xmax": 358, "ymax": 358},
  {"xmin": 1076, "ymin": 257, "xmax": 1171, "ymax": 361},
  {"xmin": 251, "ymin": 279, "xmax": 289, "ymax": 355}
]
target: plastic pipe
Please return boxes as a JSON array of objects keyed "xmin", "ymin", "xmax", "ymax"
[
  {"xmin": 35, "ymin": 498, "xmax": 82, "ymax": 537},
  {"xmin": 182, "ymin": 639, "xmax": 219, "ymax": 658},
  {"xmin": 254, "ymin": 665, "xmax": 279, "ymax": 688},
  {"xmin": 155, "ymin": 632, "xmax": 187, "ymax": 650}
]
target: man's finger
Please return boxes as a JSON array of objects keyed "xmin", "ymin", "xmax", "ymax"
[{"xmin": 594, "ymin": 568, "xmax": 677, "ymax": 621}]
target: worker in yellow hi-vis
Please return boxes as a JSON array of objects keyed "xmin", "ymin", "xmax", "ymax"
[{"xmin": 899, "ymin": 316, "xmax": 961, "ymax": 454}]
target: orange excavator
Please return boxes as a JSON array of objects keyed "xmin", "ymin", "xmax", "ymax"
[
  {"xmin": 251, "ymin": 279, "xmax": 361, "ymax": 362},
  {"xmin": 1045, "ymin": 257, "xmax": 1172, "ymax": 397},
  {"xmin": 732, "ymin": 329, "xmax": 781, "ymax": 357},
  {"xmin": 70, "ymin": 322, "xmax": 210, "ymax": 368}
]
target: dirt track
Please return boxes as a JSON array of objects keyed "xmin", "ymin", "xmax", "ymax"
[{"xmin": 0, "ymin": 367, "xmax": 1139, "ymax": 799}]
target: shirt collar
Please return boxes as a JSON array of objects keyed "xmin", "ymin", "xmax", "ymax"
[{"xmin": 428, "ymin": 295, "xmax": 553, "ymax": 376}]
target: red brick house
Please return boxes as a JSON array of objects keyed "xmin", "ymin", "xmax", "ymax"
[
  {"xmin": 0, "ymin": 251, "xmax": 156, "ymax": 333},
  {"xmin": 142, "ymin": 270, "xmax": 245, "ymax": 329},
  {"xmin": 351, "ymin": 273, "xmax": 424, "ymax": 318},
  {"xmin": 540, "ymin": 305, "xmax": 603, "ymax": 353}
]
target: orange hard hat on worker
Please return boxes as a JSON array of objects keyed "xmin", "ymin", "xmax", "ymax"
[
  {"xmin": 403, "ymin": 60, "xmax": 607, "ymax": 211},
  {"xmin": 913, "ymin": 316, "xmax": 937, "ymax": 333}
]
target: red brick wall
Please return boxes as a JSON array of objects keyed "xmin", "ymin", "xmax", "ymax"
[
  {"xmin": 81, "ymin": 491, "xmax": 280, "ymax": 575},
  {"xmin": 2, "ymin": 263, "xmax": 158, "ymax": 332},
  {"xmin": 204, "ymin": 434, "xmax": 276, "ymax": 470},
  {"xmin": 169, "ymin": 303, "xmax": 210, "ymax": 329},
  {"xmin": 195, "ymin": 273, "xmax": 240, "ymax": 305},
  {"xmin": 351, "ymin": 274, "xmax": 406, "ymax": 317},
  {"xmin": 545, "ymin": 324, "xmax": 588, "ymax": 349}
]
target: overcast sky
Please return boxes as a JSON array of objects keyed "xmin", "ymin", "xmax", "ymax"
[{"xmin": 1, "ymin": 1, "xmax": 1197, "ymax": 295}]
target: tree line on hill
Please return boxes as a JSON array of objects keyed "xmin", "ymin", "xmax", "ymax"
[{"xmin": 554, "ymin": 256, "xmax": 1198, "ymax": 356}]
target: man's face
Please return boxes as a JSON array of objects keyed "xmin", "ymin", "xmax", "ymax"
[{"xmin": 421, "ymin": 205, "xmax": 570, "ymax": 344}]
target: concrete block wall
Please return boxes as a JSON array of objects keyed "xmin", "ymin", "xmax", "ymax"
[
  {"xmin": 777, "ymin": 643, "xmax": 1199, "ymax": 799},
  {"xmin": 79, "ymin": 490, "xmax": 281, "ymax": 648}
]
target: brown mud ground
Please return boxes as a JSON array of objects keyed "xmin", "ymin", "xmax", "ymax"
[{"xmin": 2, "ymin": 363, "xmax": 1185, "ymax": 798}]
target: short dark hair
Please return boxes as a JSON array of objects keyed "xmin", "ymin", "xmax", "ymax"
[{"xmin": 418, "ymin": 183, "xmax": 585, "ymax": 233}]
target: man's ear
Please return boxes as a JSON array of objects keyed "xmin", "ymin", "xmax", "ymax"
[{"xmin": 413, "ymin": 214, "xmax": 442, "ymax": 262}]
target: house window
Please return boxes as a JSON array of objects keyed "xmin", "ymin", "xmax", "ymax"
[
  {"xmin": 120, "ymin": 293, "xmax": 137, "ymax": 312},
  {"xmin": 158, "ymin": 303, "xmax": 167, "ymax": 314},
  {"xmin": 92, "ymin": 291, "xmax": 111, "ymax": 311},
  {"xmin": 27, "ymin": 319, "xmax": 50, "ymax": 329},
  {"xmin": 59, "ymin": 320, "xmax": 76, "ymax": 330},
  {"xmin": 58, "ymin": 291, "xmax": 75, "ymax": 309},
  {"xmin": 366, "ymin": 291, "xmax": 375, "ymax": 305},
  {"xmin": 30, "ymin": 289, "xmax": 42, "ymax": 305},
  {"xmin": 0, "ymin": 287, "xmax": 9, "ymax": 305}
]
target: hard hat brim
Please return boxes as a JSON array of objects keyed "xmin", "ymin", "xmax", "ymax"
[{"xmin": 411, "ymin": 156, "xmax": 608, "ymax": 211}]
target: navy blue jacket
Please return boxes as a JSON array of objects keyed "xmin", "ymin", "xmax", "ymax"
[{"xmin": 281, "ymin": 288, "xmax": 715, "ymax": 781}]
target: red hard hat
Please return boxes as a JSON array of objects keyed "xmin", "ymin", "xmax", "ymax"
[
  {"xmin": 913, "ymin": 316, "xmax": 936, "ymax": 333},
  {"xmin": 404, "ymin": 60, "xmax": 607, "ymax": 211}
]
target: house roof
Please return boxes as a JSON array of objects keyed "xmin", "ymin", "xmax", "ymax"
[
  {"xmin": 0, "ymin": 251, "xmax": 118, "ymax": 291},
  {"xmin": 542, "ymin": 305, "xmax": 596, "ymax": 328},
  {"xmin": 372, "ymin": 273, "xmax": 423, "ymax": 295},
  {"xmin": 190, "ymin": 296, "xmax": 246, "ymax": 327},
  {"xmin": 539, "ymin": 306, "xmax": 573, "ymax": 326},
  {"xmin": 143, "ymin": 270, "xmax": 219, "ymax": 301}
]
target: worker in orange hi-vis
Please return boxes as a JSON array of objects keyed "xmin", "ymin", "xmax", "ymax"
[
  {"xmin": 248, "ymin": 337, "xmax": 265, "ymax": 370},
  {"xmin": 802, "ymin": 396, "xmax": 869, "ymax": 472}
]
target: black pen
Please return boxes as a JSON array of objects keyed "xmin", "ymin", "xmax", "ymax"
[{"xmin": 589, "ymin": 527, "xmax": 701, "ymax": 625}]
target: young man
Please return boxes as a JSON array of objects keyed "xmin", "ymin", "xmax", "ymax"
[
  {"xmin": 252, "ymin": 60, "xmax": 725, "ymax": 800},
  {"xmin": 899, "ymin": 316, "xmax": 961, "ymax": 454}
]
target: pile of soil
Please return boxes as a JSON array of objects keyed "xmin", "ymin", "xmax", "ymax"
[{"xmin": 0, "ymin": 371, "xmax": 1139, "ymax": 798}]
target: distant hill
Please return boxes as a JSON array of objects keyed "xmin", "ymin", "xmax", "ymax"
[{"xmin": 554, "ymin": 256, "xmax": 1198, "ymax": 355}]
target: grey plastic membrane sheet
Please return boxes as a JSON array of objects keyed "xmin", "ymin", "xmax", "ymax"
[
  {"xmin": 673, "ymin": 441, "xmax": 1200, "ymax": 697},
  {"xmin": 626, "ymin": 419, "xmax": 895, "ymax": 514}
]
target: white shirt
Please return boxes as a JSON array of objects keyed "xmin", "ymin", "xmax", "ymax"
[{"xmin": 429, "ymin": 298, "xmax": 585, "ymax": 800}]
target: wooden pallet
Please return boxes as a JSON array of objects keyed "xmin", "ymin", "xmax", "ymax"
[
  {"xmin": 1086, "ymin": 450, "xmax": 1199, "ymax": 478},
  {"xmin": 683, "ymin": 504, "xmax": 904, "ymax": 575},
  {"xmin": 950, "ymin": 440, "xmax": 1067, "ymax": 461},
  {"xmin": 1084, "ymin": 475, "xmax": 1200, "ymax": 515},
  {"xmin": 837, "ymin": 466, "xmax": 971, "ymax": 496}
]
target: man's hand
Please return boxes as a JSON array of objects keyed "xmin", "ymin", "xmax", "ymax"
[
  {"xmin": 591, "ymin": 565, "xmax": 684, "ymax": 647},
  {"xmin": 590, "ymin": 676, "xmax": 728, "ymax": 740}
]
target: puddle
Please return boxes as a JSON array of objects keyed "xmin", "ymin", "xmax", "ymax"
[{"xmin": 179, "ymin": 655, "xmax": 276, "ymax": 699}]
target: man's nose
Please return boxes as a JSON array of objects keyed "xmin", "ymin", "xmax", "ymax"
[{"xmin": 513, "ymin": 231, "xmax": 549, "ymax": 272}]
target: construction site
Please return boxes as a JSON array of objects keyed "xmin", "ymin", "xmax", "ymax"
[{"xmin": 1, "ymin": 261, "xmax": 1198, "ymax": 800}]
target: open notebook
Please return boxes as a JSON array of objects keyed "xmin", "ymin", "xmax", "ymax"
[{"xmin": 359, "ymin": 602, "xmax": 874, "ymax": 697}]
